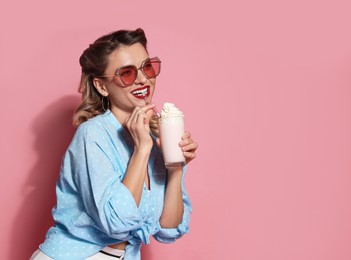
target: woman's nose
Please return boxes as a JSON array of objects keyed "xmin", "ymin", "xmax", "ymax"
[{"xmin": 134, "ymin": 69, "xmax": 147, "ymax": 85}]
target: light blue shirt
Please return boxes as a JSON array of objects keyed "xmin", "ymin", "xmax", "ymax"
[{"xmin": 40, "ymin": 110, "xmax": 192, "ymax": 260}]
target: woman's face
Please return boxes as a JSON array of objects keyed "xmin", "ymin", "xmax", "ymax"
[{"xmin": 98, "ymin": 43, "xmax": 156, "ymax": 119}]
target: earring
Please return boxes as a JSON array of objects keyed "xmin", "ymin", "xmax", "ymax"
[{"xmin": 101, "ymin": 96, "xmax": 110, "ymax": 111}]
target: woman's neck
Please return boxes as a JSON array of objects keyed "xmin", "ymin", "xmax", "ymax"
[{"xmin": 110, "ymin": 106, "xmax": 132, "ymax": 127}]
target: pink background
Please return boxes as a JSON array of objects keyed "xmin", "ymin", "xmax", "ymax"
[{"xmin": 1, "ymin": 0, "xmax": 351, "ymax": 259}]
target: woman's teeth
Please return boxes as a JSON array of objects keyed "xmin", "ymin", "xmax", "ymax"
[{"xmin": 131, "ymin": 87, "xmax": 148, "ymax": 96}]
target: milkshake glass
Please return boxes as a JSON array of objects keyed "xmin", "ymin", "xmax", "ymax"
[{"xmin": 158, "ymin": 103, "xmax": 186, "ymax": 167}]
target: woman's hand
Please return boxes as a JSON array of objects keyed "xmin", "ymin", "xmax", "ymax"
[
  {"xmin": 179, "ymin": 131, "xmax": 198, "ymax": 165},
  {"xmin": 159, "ymin": 131, "xmax": 197, "ymax": 228},
  {"xmin": 124, "ymin": 104, "xmax": 155, "ymax": 152}
]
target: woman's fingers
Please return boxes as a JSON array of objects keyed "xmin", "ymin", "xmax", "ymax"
[
  {"xmin": 140, "ymin": 103, "xmax": 156, "ymax": 114},
  {"xmin": 179, "ymin": 138, "xmax": 193, "ymax": 146},
  {"xmin": 178, "ymin": 131, "xmax": 198, "ymax": 164},
  {"xmin": 181, "ymin": 142, "xmax": 198, "ymax": 152},
  {"xmin": 141, "ymin": 104, "xmax": 156, "ymax": 125},
  {"xmin": 125, "ymin": 106, "xmax": 140, "ymax": 126},
  {"xmin": 183, "ymin": 151, "xmax": 196, "ymax": 159},
  {"xmin": 182, "ymin": 131, "xmax": 191, "ymax": 140},
  {"xmin": 134, "ymin": 108, "xmax": 146, "ymax": 125},
  {"xmin": 126, "ymin": 105, "xmax": 152, "ymax": 126},
  {"xmin": 130, "ymin": 104, "xmax": 155, "ymax": 125},
  {"xmin": 123, "ymin": 105, "xmax": 156, "ymax": 150},
  {"xmin": 179, "ymin": 136, "xmax": 198, "ymax": 150}
]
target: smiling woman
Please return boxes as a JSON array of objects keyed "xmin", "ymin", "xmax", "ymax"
[{"xmin": 30, "ymin": 28, "xmax": 198, "ymax": 260}]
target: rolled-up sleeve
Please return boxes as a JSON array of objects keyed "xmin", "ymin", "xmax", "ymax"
[
  {"xmin": 69, "ymin": 123, "xmax": 143, "ymax": 241},
  {"xmin": 153, "ymin": 168, "xmax": 192, "ymax": 243}
]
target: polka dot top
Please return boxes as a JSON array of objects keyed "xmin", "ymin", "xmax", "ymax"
[{"xmin": 39, "ymin": 110, "xmax": 191, "ymax": 260}]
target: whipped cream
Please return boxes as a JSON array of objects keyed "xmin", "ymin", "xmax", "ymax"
[{"xmin": 160, "ymin": 102, "xmax": 184, "ymax": 118}]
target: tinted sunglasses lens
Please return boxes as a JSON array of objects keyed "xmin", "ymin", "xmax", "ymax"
[
  {"xmin": 143, "ymin": 59, "xmax": 161, "ymax": 78},
  {"xmin": 119, "ymin": 66, "xmax": 137, "ymax": 85}
]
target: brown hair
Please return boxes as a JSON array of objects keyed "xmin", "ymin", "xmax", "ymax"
[{"xmin": 72, "ymin": 28, "xmax": 148, "ymax": 126}]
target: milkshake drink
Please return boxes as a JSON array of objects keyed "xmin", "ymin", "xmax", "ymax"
[{"xmin": 158, "ymin": 103, "xmax": 186, "ymax": 167}]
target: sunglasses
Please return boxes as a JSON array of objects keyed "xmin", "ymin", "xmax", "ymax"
[{"xmin": 100, "ymin": 57, "xmax": 161, "ymax": 86}]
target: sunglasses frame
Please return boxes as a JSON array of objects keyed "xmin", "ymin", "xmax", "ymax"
[{"xmin": 100, "ymin": 57, "xmax": 161, "ymax": 86}]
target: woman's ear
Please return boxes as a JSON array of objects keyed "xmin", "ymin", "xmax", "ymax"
[{"xmin": 93, "ymin": 78, "xmax": 109, "ymax": 97}]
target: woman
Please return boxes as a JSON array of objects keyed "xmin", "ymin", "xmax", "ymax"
[{"xmin": 31, "ymin": 28, "xmax": 198, "ymax": 260}]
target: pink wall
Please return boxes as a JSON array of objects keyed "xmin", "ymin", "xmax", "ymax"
[{"xmin": 1, "ymin": 0, "xmax": 351, "ymax": 259}]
